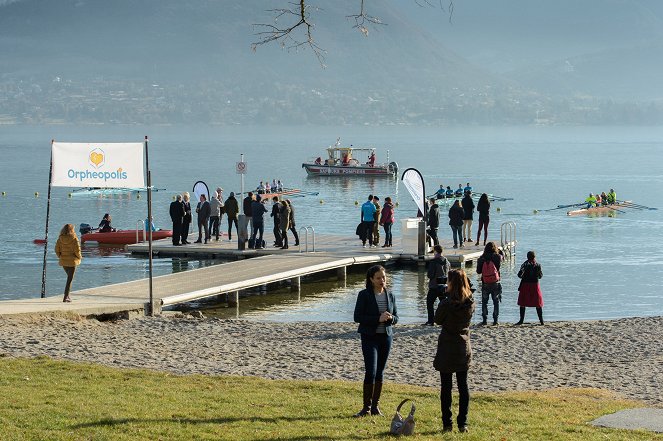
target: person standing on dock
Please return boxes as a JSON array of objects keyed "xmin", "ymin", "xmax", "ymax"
[
  {"xmin": 55, "ymin": 223, "xmax": 82, "ymax": 303},
  {"xmin": 353, "ymin": 265, "xmax": 399, "ymax": 417},
  {"xmin": 224, "ymin": 192, "xmax": 239, "ymax": 241},
  {"xmin": 475, "ymin": 194, "xmax": 490, "ymax": 247},
  {"xmin": 360, "ymin": 195, "xmax": 377, "ymax": 248},
  {"xmin": 169, "ymin": 194, "xmax": 185, "ymax": 246},
  {"xmin": 271, "ymin": 196, "xmax": 282, "ymax": 247},
  {"xmin": 181, "ymin": 192, "xmax": 192, "ymax": 244},
  {"xmin": 434, "ymin": 269, "xmax": 475, "ymax": 433},
  {"xmin": 448, "ymin": 200, "xmax": 464, "ymax": 249},
  {"xmin": 515, "ymin": 251, "xmax": 544, "ymax": 325},
  {"xmin": 250, "ymin": 194, "xmax": 268, "ymax": 249},
  {"xmin": 285, "ymin": 200, "xmax": 300, "ymax": 246},
  {"xmin": 379, "ymin": 196, "xmax": 395, "ymax": 248},
  {"xmin": 209, "ymin": 192, "xmax": 223, "ymax": 241},
  {"xmin": 428, "ymin": 198, "xmax": 440, "ymax": 247},
  {"xmin": 372, "ymin": 196, "xmax": 381, "ymax": 247},
  {"xmin": 195, "ymin": 194, "xmax": 211, "ymax": 244},
  {"xmin": 426, "ymin": 244, "xmax": 450, "ymax": 325},
  {"xmin": 476, "ymin": 242, "xmax": 503, "ymax": 326},
  {"xmin": 279, "ymin": 200, "xmax": 291, "ymax": 249},
  {"xmin": 461, "ymin": 192, "xmax": 475, "ymax": 244},
  {"xmin": 243, "ymin": 191, "xmax": 254, "ymax": 234}
]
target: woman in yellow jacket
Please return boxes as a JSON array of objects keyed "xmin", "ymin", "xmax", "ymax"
[{"xmin": 55, "ymin": 224, "xmax": 82, "ymax": 302}]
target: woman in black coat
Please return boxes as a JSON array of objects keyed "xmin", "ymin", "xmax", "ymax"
[
  {"xmin": 448, "ymin": 200, "xmax": 464, "ymax": 248},
  {"xmin": 434, "ymin": 269, "xmax": 475, "ymax": 433},
  {"xmin": 475, "ymin": 193, "xmax": 491, "ymax": 246},
  {"xmin": 353, "ymin": 265, "xmax": 399, "ymax": 417}
]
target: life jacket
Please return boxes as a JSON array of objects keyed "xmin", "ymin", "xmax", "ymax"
[{"xmin": 481, "ymin": 257, "xmax": 500, "ymax": 283}]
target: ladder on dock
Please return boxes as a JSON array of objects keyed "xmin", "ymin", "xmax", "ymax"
[{"xmin": 500, "ymin": 221, "xmax": 517, "ymax": 258}]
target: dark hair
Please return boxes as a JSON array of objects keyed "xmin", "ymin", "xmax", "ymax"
[
  {"xmin": 248, "ymin": 191, "xmax": 253, "ymax": 197},
  {"xmin": 373, "ymin": 196, "xmax": 379, "ymax": 201},
  {"xmin": 446, "ymin": 269, "xmax": 472, "ymax": 303},
  {"xmin": 483, "ymin": 241, "xmax": 498, "ymax": 256},
  {"xmin": 433, "ymin": 244, "xmax": 443, "ymax": 255},
  {"xmin": 385, "ymin": 196, "xmax": 391, "ymax": 203},
  {"xmin": 479, "ymin": 193, "xmax": 489, "ymax": 204},
  {"xmin": 272, "ymin": 196, "xmax": 279, "ymax": 201},
  {"xmin": 368, "ymin": 194, "xmax": 373, "ymax": 201},
  {"xmin": 365, "ymin": 265, "xmax": 385, "ymax": 290},
  {"xmin": 527, "ymin": 250, "xmax": 536, "ymax": 261}
]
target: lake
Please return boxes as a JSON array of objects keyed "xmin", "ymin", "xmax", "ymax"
[{"xmin": 0, "ymin": 124, "xmax": 661, "ymax": 323}]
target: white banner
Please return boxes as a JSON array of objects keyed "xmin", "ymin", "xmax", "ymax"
[
  {"xmin": 401, "ymin": 168, "xmax": 426, "ymax": 217},
  {"xmin": 51, "ymin": 142, "xmax": 145, "ymax": 188}
]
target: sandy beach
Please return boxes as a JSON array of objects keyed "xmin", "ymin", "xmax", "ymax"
[{"xmin": 0, "ymin": 314, "xmax": 661, "ymax": 405}]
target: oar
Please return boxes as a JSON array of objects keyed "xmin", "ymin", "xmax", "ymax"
[
  {"xmin": 538, "ymin": 203, "xmax": 584, "ymax": 212},
  {"xmin": 618, "ymin": 200, "xmax": 658, "ymax": 210}
]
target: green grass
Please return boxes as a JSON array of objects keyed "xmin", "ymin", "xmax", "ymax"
[{"xmin": 0, "ymin": 356, "xmax": 659, "ymax": 440}]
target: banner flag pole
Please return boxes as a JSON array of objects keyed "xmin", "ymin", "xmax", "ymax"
[
  {"xmin": 40, "ymin": 140, "xmax": 55, "ymax": 298},
  {"xmin": 145, "ymin": 136, "xmax": 154, "ymax": 316},
  {"xmin": 400, "ymin": 167, "xmax": 427, "ymax": 257}
]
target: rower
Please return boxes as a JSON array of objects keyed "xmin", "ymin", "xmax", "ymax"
[
  {"xmin": 454, "ymin": 184, "xmax": 463, "ymax": 197},
  {"xmin": 445, "ymin": 186, "xmax": 454, "ymax": 198},
  {"xmin": 600, "ymin": 191, "xmax": 609, "ymax": 206},
  {"xmin": 436, "ymin": 185, "xmax": 446, "ymax": 198},
  {"xmin": 608, "ymin": 188, "xmax": 616, "ymax": 205},
  {"xmin": 585, "ymin": 193, "xmax": 597, "ymax": 208},
  {"xmin": 464, "ymin": 182, "xmax": 472, "ymax": 194},
  {"xmin": 595, "ymin": 192, "xmax": 602, "ymax": 206}
]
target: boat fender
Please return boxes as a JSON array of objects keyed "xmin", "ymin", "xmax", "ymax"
[{"xmin": 388, "ymin": 161, "xmax": 399, "ymax": 174}]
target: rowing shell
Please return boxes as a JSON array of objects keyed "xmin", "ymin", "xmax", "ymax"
[{"xmin": 567, "ymin": 201, "xmax": 632, "ymax": 216}]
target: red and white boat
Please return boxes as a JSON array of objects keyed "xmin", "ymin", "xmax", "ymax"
[
  {"xmin": 302, "ymin": 139, "xmax": 398, "ymax": 177},
  {"xmin": 81, "ymin": 229, "xmax": 173, "ymax": 245}
]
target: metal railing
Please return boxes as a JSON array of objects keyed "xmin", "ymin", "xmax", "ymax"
[
  {"xmin": 298, "ymin": 226, "xmax": 315, "ymax": 253},
  {"xmin": 500, "ymin": 221, "xmax": 517, "ymax": 258},
  {"xmin": 136, "ymin": 220, "xmax": 146, "ymax": 243}
]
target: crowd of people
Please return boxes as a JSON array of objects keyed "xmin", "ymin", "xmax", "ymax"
[
  {"xmin": 354, "ymin": 247, "xmax": 544, "ymax": 432},
  {"xmin": 585, "ymin": 188, "xmax": 617, "ymax": 208},
  {"xmin": 426, "ymin": 191, "xmax": 491, "ymax": 249},
  {"xmin": 358, "ymin": 194, "xmax": 395, "ymax": 248}
]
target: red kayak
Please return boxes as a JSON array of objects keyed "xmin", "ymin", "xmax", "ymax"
[{"xmin": 81, "ymin": 229, "xmax": 173, "ymax": 245}]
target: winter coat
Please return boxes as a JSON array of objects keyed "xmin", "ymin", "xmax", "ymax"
[
  {"xmin": 477, "ymin": 198, "xmax": 491, "ymax": 222},
  {"xmin": 55, "ymin": 234, "xmax": 82, "ymax": 267},
  {"xmin": 209, "ymin": 197, "xmax": 223, "ymax": 217},
  {"xmin": 224, "ymin": 196, "xmax": 239, "ymax": 220},
  {"xmin": 427, "ymin": 255, "xmax": 450, "ymax": 288},
  {"xmin": 477, "ymin": 251, "xmax": 503, "ymax": 283},
  {"xmin": 380, "ymin": 202, "xmax": 395, "ymax": 225},
  {"xmin": 462, "ymin": 195, "xmax": 475, "ymax": 220},
  {"xmin": 169, "ymin": 200, "xmax": 184, "ymax": 223},
  {"xmin": 428, "ymin": 203, "xmax": 440, "ymax": 229},
  {"xmin": 448, "ymin": 204, "xmax": 464, "ymax": 227},
  {"xmin": 270, "ymin": 203, "xmax": 281, "ymax": 225},
  {"xmin": 279, "ymin": 204, "xmax": 291, "ymax": 230},
  {"xmin": 354, "ymin": 288, "xmax": 399, "ymax": 337},
  {"xmin": 243, "ymin": 196, "xmax": 253, "ymax": 216},
  {"xmin": 288, "ymin": 203, "xmax": 296, "ymax": 228},
  {"xmin": 518, "ymin": 260, "xmax": 543, "ymax": 284},
  {"xmin": 433, "ymin": 297, "xmax": 475, "ymax": 373},
  {"xmin": 251, "ymin": 200, "xmax": 268, "ymax": 223},
  {"xmin": 182, "ymin": 201, "xmax": 192, "ymax": 223}
]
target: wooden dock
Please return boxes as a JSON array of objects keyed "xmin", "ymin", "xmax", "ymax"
[{"xmin": 0, "ymin": 228, "xmax": 513, "ymax": 318}]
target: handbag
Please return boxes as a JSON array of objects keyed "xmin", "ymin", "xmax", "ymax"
[{"xmin": 389, "ymin": 399, "xmax": 415, "ymax": 436}]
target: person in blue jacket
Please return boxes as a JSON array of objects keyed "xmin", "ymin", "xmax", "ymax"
[
  {"xmin": 353, "ymin": 265, "xmax": 399, "ymax": 417},
  {"xmin": 360, "ymin": 194, "xmax": 377, "ymax": 247}
]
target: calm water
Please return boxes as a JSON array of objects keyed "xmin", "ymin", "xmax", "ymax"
[{"xmin": 0, "ymin": 125, "xmax": 661, "ymax": 322}]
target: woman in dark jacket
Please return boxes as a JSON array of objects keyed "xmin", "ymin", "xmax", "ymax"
[
  {"xmin": 461, "ymin": 193, "xmax": 475, "ymax": 244},
  {"xmin": 353, "ymin": 265, "xmax": 399, "ymax": 417},
  {"xmin": 434, "ymin": 269, "xmax": 475, "ymax": 433},
  {"xmin": 475, "ymin": 193, "xmax": 490, "ymax": 246},
  {"xmin": 448, "ymin": 200, "xmax": 464, "ymax": 248},
  {"xmin": 516, "ymin": 250, "xmax": 544, "ymax": 325},
  {"xmin": 379, "ymin": 196, "xmax": 395, "ymax": 247}
]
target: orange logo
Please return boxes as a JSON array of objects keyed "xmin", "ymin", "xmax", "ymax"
[{"xmin": 89, "ymin": 148, "xmax": 105, "ymax": 168}]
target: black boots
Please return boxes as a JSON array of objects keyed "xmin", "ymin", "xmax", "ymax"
[
  {"xmin": 354, "ymin": 383, "xmax": 373, "ymax": 417},
  {"xmin": 370, "ymin": 381, "xmax": 383, "ymax": 416}
]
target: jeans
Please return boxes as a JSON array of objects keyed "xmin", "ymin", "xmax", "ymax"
[
  {"xmin": 426, "ymin": 286, "xmax": 445, "ymax": 324},
  {"xmin": 440, "ymin": 371, "xmax": 469, "ymax": 428},
  {"xmin": 209, "ymin": 216, "xmax": 220, "ymax": 240},
  {"xmin": 481, "ymin": 282, "xmax": 502, "ymax": 322},
  {"xmin": 383, "ymin": 222, "xmax": 393, "ymax": 246},
  {"xmin": 227, "ymin": 217, "xmax": 238, "ymax": 239},
  {"xmin": 251, "ymin": 221, "xmax": 264, "ymax": 248},
  {"xmin": 451, "ymin": 225, "xmax": 462, "ymax": 246},
  {"xmin": 360, "ymin": 333, "xmax": 392, "ymax": 384}
]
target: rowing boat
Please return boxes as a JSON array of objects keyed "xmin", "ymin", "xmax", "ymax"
[
  {"xmin": 70, "ymin": 187, "xmax": 166, "ymax": 197},
  {"xmin": 567, "ymin": 201, "xmax": 632, "ymax": 216},
  {"xmin": 81, "ymin": 229, "xmax": 173, "ymax": 244}
]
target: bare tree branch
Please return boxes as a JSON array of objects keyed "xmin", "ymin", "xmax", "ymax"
[
  {"xmin": 252, "ymin": 1, "xmax": 326, "ymax": 66},
  {"xmin": 346, "ymin": 0, "xmax": 385, "ymax": 37}
]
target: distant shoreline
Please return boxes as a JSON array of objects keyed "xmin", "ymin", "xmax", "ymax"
[{"xmin": 1, "ymin": 314, "xmax": 661, "ymax": 405}]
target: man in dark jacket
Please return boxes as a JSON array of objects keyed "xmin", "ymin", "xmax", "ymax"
[
  {"xmin": 169, "ymin": 194, "xmax": 185, "ymax": 246},
  {"xmin": 427, "ymin": 198, "xmax": 440, "ymax": 247},
  {"xmin": 224, "ymin": 192, "xmax": 239, "ymax": 240},
  {"xmin": 426, "ymin": 244, "xmax": 450, "ymax": 325},
  {"xmin": 195, "ymin": 194, "xmax": 211, "ymax": 244},
  {"xmin": 243, "ymin": 191, "xmax": 254, "ymax": 235},
  {"xmin": 461, "ymin": 192, "xmax": 475, "ymax": 244},
  {"xmin": 271, "ymin": 196, "xmax": 282, "ymax": 247},
  {"xmin": 250, "ymin": 194, "xmax": 268, "ymax": 249}
]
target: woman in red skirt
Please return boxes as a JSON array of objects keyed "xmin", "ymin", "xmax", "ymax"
[{"xmin": 515, "ymin": 251, "xmax": 544, "ymax": 325}]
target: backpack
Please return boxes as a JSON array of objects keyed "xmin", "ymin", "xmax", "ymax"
[{"xmin": 481, "ymin": 257, "xmax": 500, "ymax": 283}]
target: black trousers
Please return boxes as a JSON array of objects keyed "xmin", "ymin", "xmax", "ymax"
[
  {"xmin": 181, "ymin": 219, "xmax": 190, "ymax": 243},
  {"xmin": 171, "ymin": 221, "xmax": 182, "ymax": 245},
  {"xmin": 440, "ymin": 370, "xmax": 469, "ymax": 428},
  {"xmin": 273, "ymin": 222, "xmax": 282, "ymax": 246}
]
